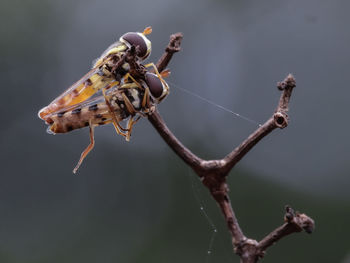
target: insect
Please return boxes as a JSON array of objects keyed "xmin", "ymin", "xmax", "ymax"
[
  {"xmin": 38, "ymin": 26, "xmax": 153, "ymax": 121},
  {"xmin": 42, "ymin": 65, "xmax": 170, "ymax": 173}
]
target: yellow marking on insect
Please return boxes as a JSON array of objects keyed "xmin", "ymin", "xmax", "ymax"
[
  {"xmin": 39, "ymin": 27, "xmax": 153, "ymax": 122},
  {"xmin": 37, "ymin": 27, "xmax": 178, "ymax": 173},
  {"xmin": 38, "ymin": 66, "xmax": 115, "ymax": 120},
  {"xmin": 93, "ymin": 45, "xmax": 127, "ymax": 67}
]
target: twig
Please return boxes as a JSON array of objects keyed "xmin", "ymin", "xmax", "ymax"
[
  {"xmin": 146, "ymin": 32, "xmax": 314, "ymax": 262},
  {"xmin": 221, "ymin": 74, "xmax": 296, "ymax": 173},
  {"xmin": 258, "ymin": 206, "xmax": 315, "ymax": 253},
  {"xmin": 156, "ymin": 32, "xmax": 183, "ymax": 73},
  {"xmin": 148, "ymin": 110, "xmax": 203, "ymax": 170}
]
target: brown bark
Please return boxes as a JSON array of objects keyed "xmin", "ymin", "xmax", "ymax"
[{"xmin": 146, "ymin": 32, "xmax": 314, "ymax": 262}]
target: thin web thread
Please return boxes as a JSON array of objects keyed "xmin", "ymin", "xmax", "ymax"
[
  {"xmin": 168, "ymin": 81, "xmax": 262, "ymax": 127},
  {"xmin": 188, "ymin": 168, "xmax": 217, "ymax": 262}
]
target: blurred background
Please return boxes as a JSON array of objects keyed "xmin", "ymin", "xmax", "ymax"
[{"xmin": 0, "ymin": 0, "xmax": 349, "ymax": 262}]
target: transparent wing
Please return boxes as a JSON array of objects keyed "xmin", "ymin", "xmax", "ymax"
[
  {"xmin": 38, "ymin": 65, "xmax": 117, "ymax": 120},
  {"xmin": 45, "ymin": 92, "xmax": 107, "ymax": 118},
  {"xmin": 38, "ymin": 39, "xmax": 130, "ymax": 120},
  {"xmin": 92, "ymin": 40, "xmax": 126, "ymax": 68}
]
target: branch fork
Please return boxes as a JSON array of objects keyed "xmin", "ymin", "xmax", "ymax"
[{"xmin": 145, "ymin": 32, "xmax": 314, "ymax": 262}]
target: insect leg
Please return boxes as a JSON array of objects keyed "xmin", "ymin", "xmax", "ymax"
[
  {"xmin": 102, "ymin": 82, "xmax": 128, "ymax": 134},
  {"xmin": 73, "ymin": 121, "xmax": 95, "ymax": 174},
  {"xmin": 102, "ymin": 88, "xmax": 129, "ymax": 137},
  {"xmin": 141, "ymin": 87, "xmax": 151, "ymax": 109},
  {"xmin": 121, "ymin": 92, "xmax": 137, "ymax": 115},
  {"xmin": 123, "ymin": 73, "xmax": 143, "ymax": 89},
  {"xmin": 120, "ymin": 91, "xmax": 144, "ymax": 141},
  {"xmin": 144, "ymin": 63, "xmax": 162, "ymax": 77},
  {"xmin": 118, "ymin": 82, "xmax": 139, "ymax": 89},
  {"xmin": 125, "ymin": 116, "xmax": 141, "ymax": 141}
]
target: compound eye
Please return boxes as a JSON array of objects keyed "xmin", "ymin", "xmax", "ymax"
[
  {"xmin": 121, "ymin": 32, "xmax": 151, "ymax": 59},
  {"xmin": 145, "ymin": 72, "xmax": 163, "ymax": 98}
]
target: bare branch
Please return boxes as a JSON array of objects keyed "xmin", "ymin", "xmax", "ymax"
[
  {"xmin": 200, "ymin": 173, "xmax": 246, "ymax": 246},
  {"xmin": 148, "ymin": 110, "xmax": 203, "ymax": 171},
  {"xmin": 215, "ymin": 186, "xmax": 246, "ymax": 246},
  {"xmin": 222, "ymin": 74, "xmax": 296, "ymax": 173},
  {"xmin": 258, "ymin": 206, "xmax": 315, "ymax": 253},
  {"xmin": 146, "ymin": 32, "xmax": 312, "ymax": 262},
  {"xmin": 156, "ymin": 32, "xmax": 183, "ymax": 73},
  {"xmin": 222, "ymin": 118, "xmax": 276, "ymax": 173}
]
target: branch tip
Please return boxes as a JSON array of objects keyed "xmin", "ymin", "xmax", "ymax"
[
  {"xmin": 277, "ymin": 74, "xmax": 296, "ymax": 91},
  {"xmin": 258, "ymin": 206, "xmax": 315, "ymax": 255},
  {"xmin": 166, "ymin": 32, "xmax": 183, "ymax": 53},
  {"xmin": 284, "ymin": 205, "xmax": 295, "ymax": 222},
  {"xmin": 156, "ymin": 32, "xmax": 183, "ymax": 73},
  {"xmin": 284, "ymin": 206, "xmax": 315, "ymax": 234}
]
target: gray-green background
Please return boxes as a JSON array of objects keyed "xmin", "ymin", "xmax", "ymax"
[{"xmin": 0, "ymin": 0, "xmax": 349, "ymax": 262}]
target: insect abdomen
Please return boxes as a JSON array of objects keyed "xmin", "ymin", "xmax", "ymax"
[
  {"xmin": 46, "ymin": 88, "xmax": 144, "ymax": 134},
  {"xmin": 48, "ymin": 103, "xmax": 112, "ymax": 133}
]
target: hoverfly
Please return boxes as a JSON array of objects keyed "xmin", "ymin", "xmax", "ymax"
[
  {"xmin": 38, "ymin": 26, "xmax": 152, "ymax": 120},
  {"xmin": 42, "ymin": 64, "xmax": 170, "ymax": 173}
]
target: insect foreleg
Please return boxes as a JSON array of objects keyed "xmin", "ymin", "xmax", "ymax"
[
  {"xmin": 123, "ymin": 73, "xmax": 143, "ymax": 89},
  {"xmin": 118, "ymin": 83, "xmax": 139, "ymax": 89},
  {"xmin": 141, "ymin": 87, "xmax": 151, "ymax": 109},
  {"xmin": 144, "ymin": 63, "xmax": 162, "ymax": 77}
]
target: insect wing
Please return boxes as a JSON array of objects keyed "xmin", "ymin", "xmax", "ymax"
[
  {"xmin": 92, "ymin": 41, "xmax": 126, "ymax": 68},
  {"xmin": 38, "ymin": 66, "xmax": 116, "ymax": 120}
]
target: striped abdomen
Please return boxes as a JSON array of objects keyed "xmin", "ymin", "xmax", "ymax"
[{"xmin": 46, "ymin": 88, "xmax": 144, "ymax": 134}]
